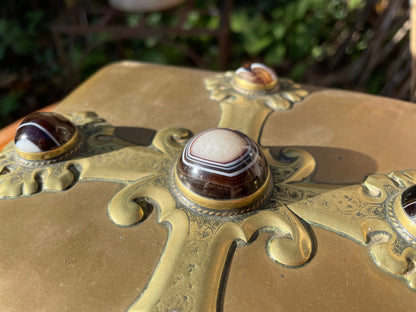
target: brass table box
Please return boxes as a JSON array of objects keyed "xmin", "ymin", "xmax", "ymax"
[{"xmin": 1, "ymin": 62, "xmax": 416, "ymax": 311}]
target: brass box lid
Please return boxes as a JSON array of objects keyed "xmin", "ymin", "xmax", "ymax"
[{"xmin": 1, "ymin": 62, "xmax": 416, "ymax": 311}]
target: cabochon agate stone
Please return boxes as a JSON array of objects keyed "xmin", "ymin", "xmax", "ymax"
[
  {"xmin": 402, "ymin": 186, "xmax": 416, "ymax": 223},
  {"xmin": 235, "ymin": 63, "xmax": 277, "ymax": 86},
  {"xmin": 15, "ymin": 112, "xmax": 77, "ymax": 154},
  {"xmin": 176, "ymin": 128, "xmax": 268, "ymax": 200}
]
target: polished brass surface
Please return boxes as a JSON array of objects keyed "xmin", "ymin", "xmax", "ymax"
[
  {"xmin": 225, "ymin": 228, "xmax": 416, "ymax": 312},
  {"xmin": 0, "ymin": 181, "xmax": 167, "ymax": 312},
  {"xmin": 2, "ymin": 62, "xmax": 416, "ymax": 311}
]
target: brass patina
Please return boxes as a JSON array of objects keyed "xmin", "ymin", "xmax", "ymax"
[{"xmin": 1, "ymin": 62, "xmax": 416, "ymax": 311}]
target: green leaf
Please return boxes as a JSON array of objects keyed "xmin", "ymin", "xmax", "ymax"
[
  {"xmin": 139, "ymin": 49, "xmax": 167, "ymax": 64},
  {"xmin": 147, "ymin": 13, "xmax": 162, "ymax": 26},
  {"xmin": 245, "ymin": 35, "xmax": 273, "ymax": 55},
  {"xmin": 183, "ymin": 11, "xmax": 200, "ymax": 30},
  {"xmin": 0, "ymin": 19, "xmax": 8, "ymax": 35},
  {"xmin": 0, "ymin": 92, "xmax": 22, "ymax": 117},
  {"xmin": 26, "ymin": 10, "xmax": 44, "ymax": 33},
  {"xmin": 272, "ymin": 24, "xmax": 286, "ymax": 40},
  {"xmin": 206, "ymin": 16, "xmax": 220, "ymax": 30},
  {"xmin": 290, "ymin": 62, "xmax": 307, "ymax": 81},
  {"xmin": 230, "ymin": 11, "xmax": 248, "ymax": 33},
  {"xmin": 347, "ymin": 0, "xmax": 364, "ymax": 11},
  {"xmin": 126, "ymin": 14, "xmax": 142, "ymax": 27},
  {"xmin": 264, "ymin": 44, "xmax": 286, "ymax": 66},
  {"xmin": 295, "ymin": 0, "xmax": 310, "ymax": 20},
  {"xmin": 366, "ymin": 72, "xmax": 384, "ymax": 94}
]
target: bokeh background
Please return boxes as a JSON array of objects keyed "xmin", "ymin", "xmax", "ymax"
[{"xmin": 0, "ymin": 0, "xmax": 412, "ymax": 128}]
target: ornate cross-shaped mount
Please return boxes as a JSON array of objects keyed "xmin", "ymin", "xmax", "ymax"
[{"xmin": 1, "ymin": 63, "xmax": 416, "ymax": 311}]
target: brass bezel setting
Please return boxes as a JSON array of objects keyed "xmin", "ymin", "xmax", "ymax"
[
  {"xmin": 395, "ymin": 190, "xmax": 416, "ymax": 239},
  {"xmin": 15, "ymin": 128, "xmax": 80, "ymax": 162},
  {"xmin": 233, "ymin": 73, "xmax": 278, "ymax": 92},
  {"xmin": 174, "ymin": 166, "xmax": 272, "ymax": 212}
]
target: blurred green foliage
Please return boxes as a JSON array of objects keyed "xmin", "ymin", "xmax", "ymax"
[
  {"xmin": 0, "ymin": 11, "xmax": 44, "ymax": 121},
  {"xmin": 0, "ymin": 12, "xmax": 40, "ymax": 58},
  {"xmin": 0, "ymin": 0, "xmax": 64, "ymax": 127},
  {"xmin": 0, "ymin": 0, "xmax": 395, "ymax": 128},
  {"xmin": 231, "ymin": 0, "xmax": 365, "ymax": 80},
  {"xmin": 54, "ymin": 0, "xmax": 368, "ymax": 80}
]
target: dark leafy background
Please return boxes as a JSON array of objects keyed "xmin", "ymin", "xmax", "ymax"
[{"xmin": 0, "ymin": 0, "xmax": 411, "ymax": 127}]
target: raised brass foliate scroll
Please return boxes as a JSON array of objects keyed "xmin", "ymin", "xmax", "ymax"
[
  {"xmin": 1, "ymin": 64, "xmax": 416, "ymax": 311},
  {"xmin": 287, "ymin": 171, "xmax": 416, "ymax": 289},
  {"xmin": 205, "ymin": 64, "xmax": 308, "ymax": 140}
]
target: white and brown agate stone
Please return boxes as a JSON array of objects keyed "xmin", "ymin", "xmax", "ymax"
[
  {"xmin": 15, "ymin": 112, "xmax": 77, "ymax": 160},
  {"xmin": 176, "ymin": 128, "xmax": 269, "ymax": 200},
  {"xmin": 235, "ymin": 63, "xmax": 278, "ymax": 86}
]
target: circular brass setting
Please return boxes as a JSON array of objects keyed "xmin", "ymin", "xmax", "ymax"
[
  {"xmin": 14, "ymin": 112, "xmax": 80, "ymax": 162},
  {"xmin": 234, "ymin": 75, "xmax": 278, "ymax": 91},
  {"xmin": 15, "ymin": 128, "xmax": 80, "ymax": 161},
  {"xmin": 174, "ymin": 169, "xmax": 271, "ymax": 211},
  {"xmin": 233, "ymin": 63, "xmax": 278, "ymax": 91},
  {"xmin": 395, "ymin": 188, "xmax": 416, "ymax": 238}
]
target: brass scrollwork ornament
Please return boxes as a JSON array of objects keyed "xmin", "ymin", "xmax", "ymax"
[
  {"xmin": 107, "ymin": 125, "xmax": 315, "ymax": 312},
  {"xmin": 285, "ymin": 170, "xmax": 416, "ymax": 290},
  {"xmin": 0, "ymin": 111, "xmax": 158, "ymax": 198},
  {"xmin": 0, "ymin": 112, "xmax": 84, "ymax": 197},
  {"xmin": 3, "ymin": 62, "xmax": 416, "ymax": 311},
  {"xmin": 206, "ymin": 62, "xmax": 308, "ymax": 108},
  {"xmin": 204, "ymin": 62, "xmax": 308, "ymax": 141}
]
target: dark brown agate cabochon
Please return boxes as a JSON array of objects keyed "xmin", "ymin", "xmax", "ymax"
[
  {"xmin": 402, "ymin": 186, "xmax": 416, "ymax": 223},
  {"xmin": 176, "ymin": 128, "xmax": 268, "ymax": 200},
  {"xmin": 15, "ymin": 112, "xmax": 77, "ymax": 153}
]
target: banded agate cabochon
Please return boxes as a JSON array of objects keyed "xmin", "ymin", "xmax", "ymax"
[
  {"xmin": 177, "ymin": 128, "xmax": 268, "ymax": 200},
  {"xmin": 190, "ymin": 129, "xmax": 247, "ymax": 163},
  {"xmin": 235, "ymin": 63, "xmax": 277, "ymax": 86},
  {"xmin": 15, "ymin": 112, "xmax": 77, "ymax": 153},
  {"xmin": 402, "ymin": 186, "xmax": 416, "ymax": 224}
]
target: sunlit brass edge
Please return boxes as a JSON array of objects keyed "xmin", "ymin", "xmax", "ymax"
[
  {"xmin": 15, "ymin": 128, "xmax": 79, "ymax": 161},
  {"xmin": 394, "ymin": 193, "xmax": 416, "ymax": 238},
  {"xmin": 233, "ymin": 74, "xmax": 278, "ymax": 91},
  {"xmin": 174, "ymin": 168, "xmax": 271, "ymax": 211}
]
